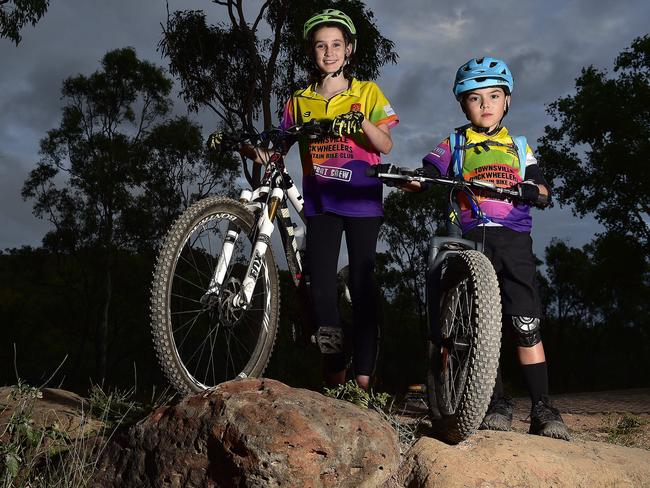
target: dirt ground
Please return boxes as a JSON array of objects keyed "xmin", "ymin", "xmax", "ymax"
[
  {"xmin": 511, "ymin": 388, "xmax": 650, "ymax": 450},
  {"xmin": 396, "ymin": 388, "xmax": 650, "ymax": 451}
]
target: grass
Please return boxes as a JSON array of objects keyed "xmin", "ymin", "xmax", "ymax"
[
  {"xmin": 603, "ymin": 413, "xmax": 649, "ymax": 447},
  {"xmin": 0, "ymin": 380, "xmax": 172, "ymax": 488},
  {"xmin": 324, "ymin": 380, "xmax": 426, "ymax": 453}
]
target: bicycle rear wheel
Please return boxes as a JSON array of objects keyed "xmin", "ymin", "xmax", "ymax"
[
  {"xmin": 426, "ymin": 250, "xmax": 501, "ymax": 443},
  {"xmin": 150, "ymin": 196, "xmax": 280, "ymax": 394}
]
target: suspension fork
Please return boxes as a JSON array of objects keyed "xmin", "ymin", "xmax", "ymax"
[
  {"xmin": 202, "ymin": 190, "xmax": 255, "ymax": 301},
  {"xmin": 426, "ymin": 236, "xmax": 483, "ymax": 344},
  {"xmin": 233, "ymin": 187, "xmax": 284, "ymax": 308}
]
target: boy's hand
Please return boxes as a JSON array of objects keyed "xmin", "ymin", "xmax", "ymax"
[
  {"xmin": 421, "ymin": 164, "xmax": 441, "ymax": 178},
  {"xmin": 515, "ymin": 181, "xmax": 549, "ymax": 207},
  {"xmin": 332, "ymin": 111, "xmax": 364, "ymax": 137}
]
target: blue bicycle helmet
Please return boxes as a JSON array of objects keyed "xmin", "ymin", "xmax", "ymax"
[{"xmin": 453, "ymin": 57, "xmax": 514, "ymax": 100}]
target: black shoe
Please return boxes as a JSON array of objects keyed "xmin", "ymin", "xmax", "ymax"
[
  {"xmin": 529, "ymin": 395, "xmax": 570, "ymax": 441},
  {"xmin": 479, "ymin": 395, "xmax": 514, "ymax": 431}
]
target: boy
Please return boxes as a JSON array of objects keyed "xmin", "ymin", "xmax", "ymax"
[{"xmin": 406, "ymin": 57, "xmax": 569, "ymax": 440}]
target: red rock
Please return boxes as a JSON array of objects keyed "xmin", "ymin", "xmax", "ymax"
[{"xmin": 92, "ymin": 378, "xmax": 399, "ymax": 487}]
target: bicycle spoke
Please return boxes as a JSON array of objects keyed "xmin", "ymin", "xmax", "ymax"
[
  {"xmin": 170, "ymin": 292, "xmax": 202, "ymax": 304},
  {"xmin": 171, "ymin": 308, "xmax": 205, "ymax": 315},
  {"xmin": 205, "ymin": 325, "xmax": 219, "ymax": 386},
  {"xmin": 177, "ymin": 313, "xmax": 205, "ymax": 351},
  {"xmin": 153, "ymin": 198, "xmax": 278, "ymax": 393},
  {"xmin": 173, "ymin": 271, "xmax": 208, "ymax": 293},
  {"xmin": 181, "ymin": 248, "xmax": 211, "ymax": 287}
]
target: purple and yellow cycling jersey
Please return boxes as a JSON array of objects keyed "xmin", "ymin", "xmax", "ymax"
[
  {"xmin": 281, "ymin": 79, "xmax": 398, "ymax": 217},
  {"xmin": 423, "ymin": 126, "xmax": 537, "ymax": 233}
]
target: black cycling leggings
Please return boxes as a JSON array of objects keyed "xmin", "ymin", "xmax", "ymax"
[{"xmin": 306, "ymin": 213, "xmax": 382, "ymax": 376}]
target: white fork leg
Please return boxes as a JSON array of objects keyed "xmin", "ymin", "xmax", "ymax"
[
  {"xmin": 233, "ymin": 187, "xmax": 283, "ymax": 308},
  {"xmin": 204, "ymin": 191, "xmax": 254, "ymax": 296}
]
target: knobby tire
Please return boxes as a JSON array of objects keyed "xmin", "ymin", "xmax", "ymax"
[
  {"xmin": 426, "ymin": 250, "xmax": 501, "ymax": 444},
  {"xmin": 150, "ymin": 196, "xmax": 280, "ymax": 394}
]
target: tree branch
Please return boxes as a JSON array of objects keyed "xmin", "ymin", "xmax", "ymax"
[{"xmin": 252, "ymin": 0, "xmax": 271, "ymax": 32}]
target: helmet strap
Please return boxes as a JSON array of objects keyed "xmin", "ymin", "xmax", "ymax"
[
  {"xmin": 471, "ymin": 124, "xmax": 503, "ymax": 135},
  {"xmin": 329, "ymin": 59, "xmax": 346, "ymax": 78},
  {"xmin": 318, "ymin": 55, "xmax": 348, "ymax": 80}
]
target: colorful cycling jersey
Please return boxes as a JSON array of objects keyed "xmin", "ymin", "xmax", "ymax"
[
  {"xmin": 281, "ymin": 78, "xmax": 399, "ymax": 217},
  {"xmin": 423, "ymin": 126, "xmax": 538, "ymax": 232}
]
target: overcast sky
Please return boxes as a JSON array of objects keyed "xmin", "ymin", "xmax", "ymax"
[{"xmin": 1, "ymin": 0, "xmax": 649, "ymax": 260}]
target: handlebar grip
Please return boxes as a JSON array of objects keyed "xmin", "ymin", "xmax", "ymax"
[
  {"xmin": 536, "ymin": 192, "xmax": 550, "ymax": 208},
  {"xmin": 366, "ymin": 166, "xmax": 379, "ymax": 177}
]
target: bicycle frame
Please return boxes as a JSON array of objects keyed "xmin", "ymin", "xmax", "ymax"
[
  {"xmin": 426, "ymin": 236, "xmax": 483, "ymax": 344},
  {"xmin": 204, "ymin": 152, "xmax": 306, "ymax": 310}
]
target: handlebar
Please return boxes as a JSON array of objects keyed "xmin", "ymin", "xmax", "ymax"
[
  {"xmin": 368, "ymin": 164, "xmax": 549, "ymax": 207},
  {"xmin": 215, "ymin": 119, "xmax": 335, "ymax": 152}
]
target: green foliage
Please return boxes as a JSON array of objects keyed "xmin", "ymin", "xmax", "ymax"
[
  {"xmin": 20, "ymin": 47, "xmax": 237, "ymax": 381},
  {"xmin": 1, "ymin": 381, "xmax": 69, "ymax": 487},
  {"xmin": 87, "ymin": 383, "xmax": 173, "ymax": 431},
  {"xmin": 324, "ymin": 380, "xmax": 391, "ymax": 411},
  {"xmin": 603, "ymin": 414, "xmax": 648, "ymax": 447},
  {"xmin": 0, "ymin": 247, "xmax": 164, "ymax": 391},
  {"xmin": 0, "ymin": 380, "xmax": 170, "ymax": 487},
  {"xmin": 160, "ymin": 0, "xmax": 397, "ymax": 130},
  {"xmin": 0, "ymin": 0, "xmax": 48, "ymax": 45},
  {"xmin": 538, "ymin": 35, "xmax": 650, "ymax": 250},
  {"xmin": 542, "ymin": 234, "xmax": 650, "ymax": 327},
  {"xmin": 23, "ymin": 47, "xmax": 172, "ymax": 252},
  {"xmin": 380, "ymin": 187, "xmax": 447, "ymax": 318},
  {"xmin": 323, "ymin": 380, "xmax": 424, "ymax": 452},
  {"xmin": 536, "ymin": 36, "xmax": 650, "ymax": 391}
]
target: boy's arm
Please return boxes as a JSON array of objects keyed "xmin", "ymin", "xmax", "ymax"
[
  {"xmin": 515, "ymin": 163, "xmax": 551, "ymax": 206},
  {"xmin": 398, "ymin": 139, "xmax": 450, "ymax": 192},
  {"xmin": 523, "ymin": 163, "xmax": 551, "ymax": 197},
  {"xmin": 397, "ymin": 164, "xmax": 440, "ymax": 192}
]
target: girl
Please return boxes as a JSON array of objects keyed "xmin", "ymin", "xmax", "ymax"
[{"xmin": 278, "ymin": 9, "xmax": 399, "ymax": 389}]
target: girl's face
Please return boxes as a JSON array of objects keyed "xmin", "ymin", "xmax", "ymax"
[
  {"xmin": 461, "ymin": 87, "xmax": 510, "ymax": 132},
  {"xmin": 312, "ymin": 26, "xmax": 352, "ymax": 75}
]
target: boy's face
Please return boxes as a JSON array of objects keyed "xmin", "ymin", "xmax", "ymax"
[
  {"xmin": 312, "ymin": 26, "xmax": 352, "ymax": 75},
  {"xmin": 461, "ymin": 87, "xmax": 510, "ymax": 132}
]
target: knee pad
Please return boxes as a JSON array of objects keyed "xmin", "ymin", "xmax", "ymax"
[
  {"xmin": 312, "ymin": 326, "xmax": 345, "ymax": 354},
  {"xmin": 510, "ymin": 315, "xmax": 541, "ymax": 347}
]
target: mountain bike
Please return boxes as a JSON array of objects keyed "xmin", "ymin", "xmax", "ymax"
[
  {"xmin": 370, "ymin": 165, "xmax": 537, "ymax": 443},
  {"xmin": 150, "ymin": 120, "xmax": 336, "ymax": 395}
]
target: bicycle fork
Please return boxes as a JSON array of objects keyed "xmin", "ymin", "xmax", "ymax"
[
  {"xmin": 202, "ymin": 188, "xmax": 283, "ymax": 318},
  {"xmin": 233, "ymin": 187, "xmax": 283, "ymax": 309}
]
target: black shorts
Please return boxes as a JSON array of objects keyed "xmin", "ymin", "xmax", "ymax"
[{"xmin": 464, "ymin": 226, "xmax": 540, "ymax": 318}]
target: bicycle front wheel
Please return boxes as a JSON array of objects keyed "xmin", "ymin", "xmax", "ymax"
[
  {"xmin": 150, "ymin": 196, "xmax": 280, "ymax": 394},
  {"xmin": 426, "ymin": 249, "xmax": 501, "ymax": 443}
]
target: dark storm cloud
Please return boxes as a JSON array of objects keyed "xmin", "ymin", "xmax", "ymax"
[
  {"xmin": 0, "ymin": 0, "xmax": 225, "ymax": 249},
  {"xmin": 0, "ymin": 0, "xmax": 648, "ymax": 253}
]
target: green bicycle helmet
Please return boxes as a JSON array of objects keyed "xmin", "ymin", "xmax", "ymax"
[{"xmin": 303, "ymin": 9, "xmax": 357, "ymax": 53}]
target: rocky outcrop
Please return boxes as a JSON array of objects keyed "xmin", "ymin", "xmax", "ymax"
[
  {"xmin": 92, "ymin": 378, "xmax": 400, "ymax": 487},
  {"xmin": 0, "ymin": 386, "xmax": 103, "ymax": 440},
  {"xmin": 385, "ymin": 430, "xmax": 650, "ymax": 488},
  {"xmin": 5, "ymin": 382, "xmax": 650, "ymax": 487}
]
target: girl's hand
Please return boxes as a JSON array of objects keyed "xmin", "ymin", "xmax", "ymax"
[
  {"xmin": 332, "ymin": 111, "xmax": 364, "ymax": 136},
  {"xmin": 206, "ymin": 130, "xmax": 224, "ymax": 151}
]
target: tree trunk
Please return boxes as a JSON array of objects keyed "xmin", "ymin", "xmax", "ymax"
[
  {"xmin": 96, "ymin": 236, "xmax": 113, "ymax": 382},
  {"xmin": 97, "ymin": 260, "xmax": 112, "ymax": 381}
]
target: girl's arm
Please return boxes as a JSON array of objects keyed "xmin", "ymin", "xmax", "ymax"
[
  {"xmin": 240, "ymin": 144, "xmax": 273, "ymax": 165},
  {"xmin": 361, "ymin": 119, "xmax": 393, "ymax": 154}
]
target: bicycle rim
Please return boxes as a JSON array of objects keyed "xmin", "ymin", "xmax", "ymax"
[
  {"xmin": 427, "ymin": 250, "xmax": 501, "ymax": 443},
  {"xmin": 151, "ymin": 197, "xmax": 279, "ymax": 394},
  {"xmin": 437, "ymin": 270, "xmax": 474, "ymax": 415}
]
